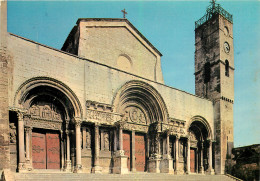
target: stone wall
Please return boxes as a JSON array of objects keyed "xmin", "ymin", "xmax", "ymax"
[{"xmin": 8, "ymin": 31, "xmax": 214, "ymax": 135}]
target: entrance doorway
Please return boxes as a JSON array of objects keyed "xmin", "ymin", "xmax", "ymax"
[
  {"xmin": 32, "ymin": 131, "xmax": 60, "ymax": 169},
  {"xmin": 190, "ymin": 148, "xmax": 196, "ymax": 173}
]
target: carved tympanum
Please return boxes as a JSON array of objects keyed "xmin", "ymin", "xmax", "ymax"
[{"xmin": 124, "ymin": 107, "xmax": 146, "ymax": 124}]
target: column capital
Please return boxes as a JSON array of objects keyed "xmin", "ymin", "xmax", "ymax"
[
  {"xmin": 115, "ymin": 120, "xmax": 125, "ymax": 128},
  {"xmin": 65, "ymin": 129, "xmax": 70, "ymax": 135},
  {"xmin": 175, "ymin": 134, "xmax": 180, "ymax": 140},
  {"xmin": 24, "ymin": 126, "xmax": 32, "ymax": 132},
  {"xmin": 94, "ymin": 122, "xmax": 101, "ymax": 128},
  {"xmin": 207, "ymin": 139, "xmax": 213, "ymax": 143},
  {"xmin": 73, "ymin": 117, "xmax": 82, "ymax": 127}
]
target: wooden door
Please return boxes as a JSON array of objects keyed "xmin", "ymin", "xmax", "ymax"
[
  {"xmin": 32, "ymin": 131, "xmax": 60, "ymax": 169},
  {"xmin": 123, "ymin": 132, "xmax": 131, "ymax": 171},
  {"xmin": 190, "ymin": 149, "xmax": 196, "ymax": 173},
  {"xmin": 46, "ymin": 133, "xmax": 60, "ymax": 169},
  {"xmin": 32, "ymin": 132, "xmax": 46, "ymax": 169},
  {"xmin": 135, "ymin": 134, "xmax": 145, "ymax": 172}
]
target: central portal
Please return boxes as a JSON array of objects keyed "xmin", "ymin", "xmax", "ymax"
[{"xmin": 32, "ymin": 131, "xmax": 60, "ymax": 169}]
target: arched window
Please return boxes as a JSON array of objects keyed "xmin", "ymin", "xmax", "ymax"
[
  {"xmin": 204, "ymin": 62, "xmax": 211, "ymax": 83},
  {"xmin": 225, "ymin": 60, "xmax": 229, "ymax": 77}
]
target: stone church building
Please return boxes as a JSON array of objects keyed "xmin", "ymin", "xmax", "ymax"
[{"xmin": 0, "ymin": 0, "xmax": 235, "ymax": 176}]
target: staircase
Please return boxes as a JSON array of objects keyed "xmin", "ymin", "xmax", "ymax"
[{"xmin": 12, "ymin": 173, "xmax": 239, "ymax": 181}]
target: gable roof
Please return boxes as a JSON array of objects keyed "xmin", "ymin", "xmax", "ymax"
[{"xmin": 76, "ymin": 18, "xmax": 162, "ymax": 57}]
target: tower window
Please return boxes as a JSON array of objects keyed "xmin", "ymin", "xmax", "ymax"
[
  {"xmin": 225, "ymin": 60, "xmax": 229, "ymax": 77},
  {"xmin": 204, "ymin": 62, "xmax": 211, "ymax": 83}
]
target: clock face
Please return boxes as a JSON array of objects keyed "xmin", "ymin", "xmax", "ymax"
[{"xmin": 224, "ymin": 42, "xmax": 230, "ymax": 53}]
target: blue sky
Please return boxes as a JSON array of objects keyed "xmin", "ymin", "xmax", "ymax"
[{"xmin": 7, "ymin": 0, "xmax": 260, "ymax": 147}]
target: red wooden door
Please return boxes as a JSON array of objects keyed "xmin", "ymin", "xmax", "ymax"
[
  {"xmin": 32, "ymin": 132, "xmax": 46, "ymax": 169},
  {"xmin": 135, "ymin": 134, "xmax": 145, "ymax": 172},
  {"xmin": 190, "ymin": 149, "xmax": 195, "ymax": 173},
  {"xmin": 123, "ymin": 132, "xmax": 131, "ymax": 171},
  {"xmin": 46, "ymin": 133, "xmax": 60, "ymax": 169}
]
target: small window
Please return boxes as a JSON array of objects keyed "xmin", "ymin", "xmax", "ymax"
[
  {"xmin": 204, "ymin": 62, "xmax": 211, "ymax": 83},
  {"xmin": 225, "ymin": 60, "xmax": 229, "ymax": 77}
]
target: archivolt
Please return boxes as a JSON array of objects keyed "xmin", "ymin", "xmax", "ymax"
[
  {"xmin": 13, "ymin": 76, "xmax": 83, "ymax": 119},
  {"xmin": 187, "ymin": 115, "xmax": 213, "ymax": 140},
  {"xmin": 113, "ymin": 80, "xmax": 169, "ymax": 124}
]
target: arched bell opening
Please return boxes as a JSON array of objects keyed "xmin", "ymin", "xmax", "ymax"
[{"xmin": 12, "ymin": 78, "xmax": 83, "ymax": 172}]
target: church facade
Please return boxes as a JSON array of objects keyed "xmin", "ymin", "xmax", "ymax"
[{"xmin": 0, "ymin": 1, "xmax": 234, "ymax": 175}]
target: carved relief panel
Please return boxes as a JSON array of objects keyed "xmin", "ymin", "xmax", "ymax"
[
  {"xmin": 123, "ymin": 106, "xmax": 147, "ymax": 124},
  {"xmin": 100, "ymin": 129, "xmax": 111, "ymax": 151},
  {"xmin": 29, "ymin": 102, "xmax": 62, "ymax": 122}
]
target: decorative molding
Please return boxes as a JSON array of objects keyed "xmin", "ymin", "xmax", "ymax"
[
  {"xmin": 86, "ymin": 100, "xmax": 114, "ymax": 112},
  {"xmin": 86, "ymin": 109, "xmax": 121, "ymax": 125}
]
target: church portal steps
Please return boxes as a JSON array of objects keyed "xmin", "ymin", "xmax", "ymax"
[{"xmin": 14, "ymin": 173, "xmax": 236, "ymax": 181}]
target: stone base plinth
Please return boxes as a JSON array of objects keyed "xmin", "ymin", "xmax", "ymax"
[
  {"xmin": 64, "ymin": 160, "xmax": 72, "ymax": 172},
  {"xmin": 160, "ymin": 158, "xmax": 174, "ymax": 174},
  {"xmin": 148, "ymin": 158, "xmax": 161, "ymax": 173},
  {"xmin": 112, "ymin": 150, "xmax": 128, "ymax": 174},
  {"xmin": 91, "ymin": 166, "xmax": 102, "ymax": 173},
  {"xmin": 199, "ymin": 166, "xmax": 204, "ymax": 174},
  {"xmin": 18, "ymin": 163, "xmax": 27, "ymax": 172},
  {"xmin": 208, "ymin": 168, "xmax": 215, "ymax": 175},
  {"xmin": 25, "ymin": 160, "xmax": 33, "ymax": 171},
  {"xmin": 73, "ymin": 164, "xmax": 82, "ymax": 173}
]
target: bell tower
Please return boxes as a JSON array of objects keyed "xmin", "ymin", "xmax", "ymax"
[{"xmin": 194, "ymin": 1, "xmax": 234, "ymax": 174}]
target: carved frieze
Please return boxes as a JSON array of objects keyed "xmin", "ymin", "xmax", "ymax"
[
  {"xmin": 86, "ymin": 100, "xmax": 114, "ymax": 112},
  {"xmin": 122, "ymin": 123, "xmax": 149, "ymax": 133},
  {"xmin": 27, "ymin": 118, "xmax": 62, "ymax": 130},
  {"xmin": 161, "ymin": 123, "xmax": 186, "ymax": 136},
  {"xmin": 29, "ymin": 103, "xmax": 62, "ymax": 122},
  {"xmin": 86, "ymin": 109, "xmax": 121, "ymax": 125}
]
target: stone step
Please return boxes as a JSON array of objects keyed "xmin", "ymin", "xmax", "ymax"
[{"xmin": 14, "ymin": 173, "xmax": 236, "ymax": 181}]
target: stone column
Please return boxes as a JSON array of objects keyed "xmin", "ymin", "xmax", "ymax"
[
  {"xmin": 131, "ymin": 131, "xmax": 136, "ymax": 172},
  {"xmin": 160, "ymin": 131, "xmax": 174, "ymax": 174},
  {"xmin": 200, "ymin": 142, "xmax": 204, "ymax": 174},
  {"xmin": 25, "ymin": 127, "xmax": 31, "ymax": 162},
  {"xmin": 65, "ymin": 130, "xmax": 71, "ymax": 171},
  {"xmin": 18, "ymin": 112, "xmax": 26, "ymax": 171},
  {"xmin": 92, "ymin": 123, "xmax": 102, "ymax": 173},
  {"xmin": 118, "ymin": 126, "xmax": 123, "ymax": 150},
  {"xmin": 74, "ymin": 119, "xmax": 82, "ymax": 173},
  {"xmin": 187, "ymin": 137, "xmax": 190, "ymax": 174},
  {"xmin": 208, "ymin": 139, "xmax": 214, "ymax": 174},
  {"xmin": 24, "ymin": 126, "xmax": 33, "ymax": 171},
  {"xmin": 113, "ymin": 129, "xmax": 117, "ymax": 152},
  {"xmin": 112, "ymin": 122, "xmax": 128, "ymax": 174},
  {"xmin": 175, "ymin": 135, "xmax": 179, "ymax": 174},
  {"xmin": 148, "ymin": 132, "xmax": 161, "ymax": 173}
]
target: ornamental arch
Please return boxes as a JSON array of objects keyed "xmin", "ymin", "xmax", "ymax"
[
  {"xmin": 186, "ymin": 116, "xmax": 214, "ymax": 174},
  {"xmin": 10, "ymin": 77, "xmax": 83, "ymax": 171},
  {"xmin": 112, "ymin": 80, "xmax": 169, "ymax": 172}
]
